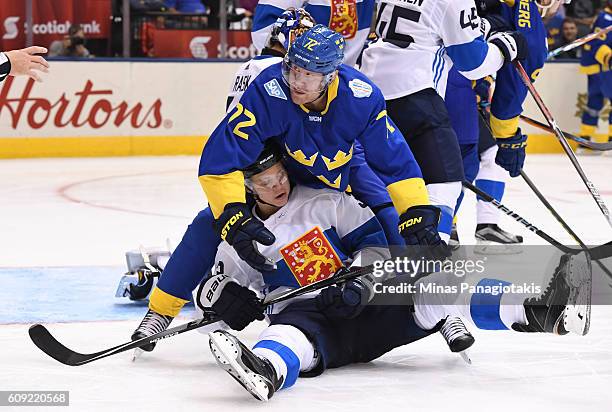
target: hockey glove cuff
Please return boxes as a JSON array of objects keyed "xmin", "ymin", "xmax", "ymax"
[{"xmin": 489, "ymin": 31, "xmax": 528, "ymax": 63}]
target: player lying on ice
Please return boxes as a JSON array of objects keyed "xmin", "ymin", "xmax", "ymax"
[
  {"xmin": 197, "ymin": 143, "xmax": 592, "ymax": 402},
  {"xmin": 131, "ymin": 23, "xmax": 452, "ymax": 349}
]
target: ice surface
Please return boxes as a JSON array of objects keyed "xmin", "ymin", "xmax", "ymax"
[{"xmin": 2, "ymin": 154, "xmax": 612, "ymax": 411}]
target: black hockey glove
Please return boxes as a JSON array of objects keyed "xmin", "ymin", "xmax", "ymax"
[
  {"xmin": 480, "ymin": 14, "xmax": 510, "ymax": 39},
  {"xmin": 398, "ymin": 205, "xmax": 451, "ymax": 260},
  {"xmin": 199, "ymin": 275, "xmax": 265, "ymax": 330},
  {"xmin": 216, "ymin": 203, "xmax": 276, "ymax": 272},
  {"xmin": 496, "ymin": 129, "xmax": 527, "ymax": 178},
  {"xmin": 316, "ymin": 276, "xmax": 371, "ymax": 320},
  {"xmin": 489, "ymin": 31, "xmax": 528, "ymax": 63}
]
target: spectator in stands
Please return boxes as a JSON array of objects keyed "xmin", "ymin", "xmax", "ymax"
[
  {"xmin": 565, "ymin": 0, "xmax": 603, "ymax": 36},
  {"xmin": 204, "ymin": 0, "xmax": 253, "ymax": 29},
  {"xmin": 553, "ymin": 19, "xmax": 581, "ymax": 58},
  {"xmin": 165, "ymin": 0, "xmax": 207, "ymax": 13},
  {"xmin": 48, "ymin": 24, "xmax": 91, "ymax": 58},
  {"xmin": 131, "ymin": 0, "xmax": 168, "ymax": 12}
]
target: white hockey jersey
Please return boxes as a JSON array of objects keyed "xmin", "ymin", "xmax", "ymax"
[
  {"xmin": 205, "ymin": 185, "xmax": 389, "ymax": 314},
  {"xmin": 359, "ymin": 0, "xmax": 504, "ymax": 99},
  {"xmin": 226, "ymin": 55, "xmax": 283, "ymax": 113}
]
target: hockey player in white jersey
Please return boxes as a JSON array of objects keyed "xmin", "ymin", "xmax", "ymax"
[
  {"xmin": 359, "ymin": 0, "xmax": 529, "ymax": 247},
  {"xmin": 251, "ymin": 0, "xmax": 376, "ymax": 66},
  {"xmin": 197, "ymin": 143, "xmax": 475, "ymax": 400},
  {"xmin": 199, "ymin": 143, "xmax": 592, "ymax": 402}
]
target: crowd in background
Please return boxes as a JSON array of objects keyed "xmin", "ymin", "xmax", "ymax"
[
  {"xmin": 545, "ymin": 0, "xmax": 607, "ymax": 59},
  {"xmin": 42, "ymin": 0, "xmax": 607, "ymax": 59}
]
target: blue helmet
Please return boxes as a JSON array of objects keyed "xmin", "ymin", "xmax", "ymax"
[
  {"xmin": 285, "ymin": 24, "xmax": 345, "ymax": 75},
  {"xmin": 267, "ymin": 8, "xmax": 316, "ymax": 50}
]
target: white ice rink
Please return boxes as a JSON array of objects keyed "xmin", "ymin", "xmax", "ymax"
[{"xmin": 2, "ymin": 154, "xmax": 612, "ymax": 411}]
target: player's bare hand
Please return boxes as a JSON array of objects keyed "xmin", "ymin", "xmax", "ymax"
[{"xmin": 5, "ymin": 46, "xmax": 50, "ymax": 82}]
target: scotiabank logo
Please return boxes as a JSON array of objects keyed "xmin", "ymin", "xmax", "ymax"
[
  {"xmin": 3, "ymin": 16, "xmax": 19, "ymax": 40},
  {"xmin": 0, "ymin": 77, "xmax": 163, "ymax": 130},
  {"xmin": 2, "ymin": 16, "xmax": 102, "ymax": 38}
]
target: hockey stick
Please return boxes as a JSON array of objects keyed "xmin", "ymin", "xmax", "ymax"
[
  {"xmin": 29, "ymin": 264, "xmax": 376, "ymax": 366},
  {"xmin": 463, "ymin": 180, "xmax": 572, "ymax": 252},
  {"xmin": 464, "ymin": 180, "xmax": 612, "ymax": 260},
  {"xmin": 547, "ymin": 25, "xmax": 612, "ymax": 60},
  {"xmin": 514, "ymin": 61, "xmax": 612, "ymax": 230},
  {"xmin": 520, "ymin": 115, "xmax": 612, "ymax": 151},
  {"xmin": 520, "ymin": 170, "xmax": 612, "ymax": 280}
]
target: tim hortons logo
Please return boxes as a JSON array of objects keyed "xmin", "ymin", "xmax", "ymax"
[{"xmin": 0, "ymin": 77, "xmax": 163, "ymax": 129}]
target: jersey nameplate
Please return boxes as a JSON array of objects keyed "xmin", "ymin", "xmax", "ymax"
[
  {"xmin": 348, "ymin": 79, "xmax": 373, "ymax": 98},
  {"xmin": 264, "ymin": 79, "xmax": 288, "ymax": 101}
]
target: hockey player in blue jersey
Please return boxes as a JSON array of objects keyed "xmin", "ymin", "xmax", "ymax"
[
  {"xmin": 200, "ymin": 144, "xmax": 591, "ymax": 402},
  {"xmin": 131, "ymin": 24, "xmax": 442, "ymax": 349},
  {"xmin": 479, "ymin": 0, "xmax": 568, "ymax": 177},
  {"xmin": 359, "ymin": 0, "xmax": 529, "ymax": 248},
  {"xmin": 578, "ymin": 0, "xmax": 612, "ymax": 153},
  {"xmin": 251, "ymin": 0, "xmax": 376, "ymax": 66},
  {"xmin": 199, "ymin": 25, "xmax": 444, "ymax": 267}
]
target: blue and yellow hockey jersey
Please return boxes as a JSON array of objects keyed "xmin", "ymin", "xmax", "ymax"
[
  {"xmin": 580, "ymin": 7, "xmax": 612, "ymax": 75},
  {"xmin": 489, "ymin": 0, "xmax": 548, "ymax": 138},
  {"xmin": 199, "ymin": 63, "xmax": 427, "ymax": 219}
]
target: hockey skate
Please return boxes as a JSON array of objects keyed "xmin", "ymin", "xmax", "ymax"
[
  {"xmin": 512, "ymin": 252, "xmax": 591, "ymax": 336},
  {"xmin": 474, "ymin": 223, "xmax": 523, "ymax": 255},
  {"xmin": 439, "ymin": 317, "xmax": 475, "ymax": 364},
  {"xmin": 131, "ymin": 309, "xmax": 173, "ymax": 358},
  {"xmin": 209, "ymin": 330, "xmax": 283, "ymax": 401}
]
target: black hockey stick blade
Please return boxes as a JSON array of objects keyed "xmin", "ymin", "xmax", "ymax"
[
  {"xmin": 29, "ymin": 316, "xmax": 219, "ymax": 366},
  {"xmin": 520, "ymin": 115, "xmax": 612, "ymax": 151}
]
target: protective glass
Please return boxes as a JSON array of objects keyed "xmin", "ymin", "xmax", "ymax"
[{"xmin": 247, "ymin": 168, "xmax": 289, "ymax": 191}]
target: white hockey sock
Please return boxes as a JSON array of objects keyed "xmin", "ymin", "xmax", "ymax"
[
  {"xmin": 499, "ymin": 291, "xmax": 528, "ymax": 329},
  {"xmin": 252, "ymin": 324, "xmax": 316, "ymax": 389}
]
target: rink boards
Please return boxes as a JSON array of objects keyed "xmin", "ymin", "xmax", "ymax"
[{"xmin": 0, "ymin": 60, "xmax": 608, "ymax": 158}]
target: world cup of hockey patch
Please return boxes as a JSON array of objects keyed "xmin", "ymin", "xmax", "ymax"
[
  {"xmin": 264, "ymin": 79, "xmax": 288, "ymax": 101},
  {"xmin": 329, "ymin": 0, "xmax": 358, "ymax": 39},
  {"xmin": 280, "ymin": 226, "xmax": 343, "ymax": 286},
  {"xmin": 348, "ymin": 79, "xmax": 373, "ymax": 98}
]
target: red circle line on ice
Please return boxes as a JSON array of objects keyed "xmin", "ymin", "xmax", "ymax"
[{"xmin": 57, "ymin": 169, "xmax": 193, "ymax": 219}]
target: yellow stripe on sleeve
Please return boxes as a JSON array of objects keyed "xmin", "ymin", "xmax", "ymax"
[
  {"xmin": 386, "ymin": 177, "xmax": 429, "ymax": 214},
  {"xmin": 490, "ymin": 114, "xmax": 519, "ymax": 138},
  {"xmin": 149, "ymin": 287, "xmax": 190, "ymax": 317},
  {"xmin": 199, "ymin": 171, "xmax": 246, "ymax": 218}
]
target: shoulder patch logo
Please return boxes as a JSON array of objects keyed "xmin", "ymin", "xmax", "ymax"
[
  {"xmin": 264, "ymin": 79, "xmax": 288, "ymax": 101},
  {"xmin": 348, "ymin": 79, "xmax": 373, "ymax": 98}
]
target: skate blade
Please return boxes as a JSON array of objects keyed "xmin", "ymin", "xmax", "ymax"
[
  {"xmin": 208, "ymin": 331, "xmax": 272, "ymax": 401},
  {"xmin": 459, "ymin": 350, "xmax": 472, "ymax": 365},
  {"xmin": 563, "ymin": 253, "xmax": 592, "ymax": 336},
  {"xmin": 473, "ymin": 240, "xmax": 522, "ymax": 255},
  {"xmin": 132, "ymin": 348, "xmax": 144, "ymax": 362}
]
